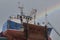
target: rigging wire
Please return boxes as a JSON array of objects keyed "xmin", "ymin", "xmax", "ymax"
[
  {"xmin": 48, "ymin": 22, "xmax": 60, "ymax": 36},
  {"xmin": 45, "ymin": 8, "xmax": 60, "ymax": 36}
]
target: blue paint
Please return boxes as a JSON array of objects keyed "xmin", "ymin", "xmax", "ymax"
[
  {"xmin": 2, "ymin": 20, "xmax": 22, "ymax": 32},
  {"xmin": 47, "ymin": 28, "xmax": 52, "ymax": 35}
]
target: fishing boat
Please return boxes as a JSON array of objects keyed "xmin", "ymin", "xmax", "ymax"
[
  {"xmin": 0, "ymin": 3, "xmax": 52, "ymax": 40},
  {"xmin": 1, "ymin": 15, "xmax": 52, "ymax": 40}
]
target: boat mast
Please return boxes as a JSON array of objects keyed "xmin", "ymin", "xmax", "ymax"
[
  {"xmin": 30, "ymin": 9, "xmax": 37, "ymax": 24},
  {"xmin": 45, "ymin": 8, "xmax": 48, "ymax": 40},
  {"xmin": 34, "ymin": 9, "xmax": 37, "ymax": 24},
  {"xmin": 18, "ymin": 2, "xmax": 24, "ymax": 24},
  {"xmin": 18, "ymin": 2, "xmax": 29, "ymax": 40}
]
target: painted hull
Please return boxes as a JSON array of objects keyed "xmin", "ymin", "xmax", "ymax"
[{"xmin": 3, "ymin": 23, "xmax": 51, "ymax": 40}]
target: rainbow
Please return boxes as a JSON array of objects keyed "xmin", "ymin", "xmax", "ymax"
[{"xmin": 36, "ymin": 3, "xmax": 60, "ymax": 19}]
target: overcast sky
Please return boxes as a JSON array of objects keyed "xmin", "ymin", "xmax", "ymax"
[{"xmin": 0, "ymin": 0, "xmax": 60, "ymax": 40}]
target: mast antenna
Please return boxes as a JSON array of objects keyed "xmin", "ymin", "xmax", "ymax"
[{"xmin": 18, "ymin": 2, "xmax": 24, "ymax": 15}]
